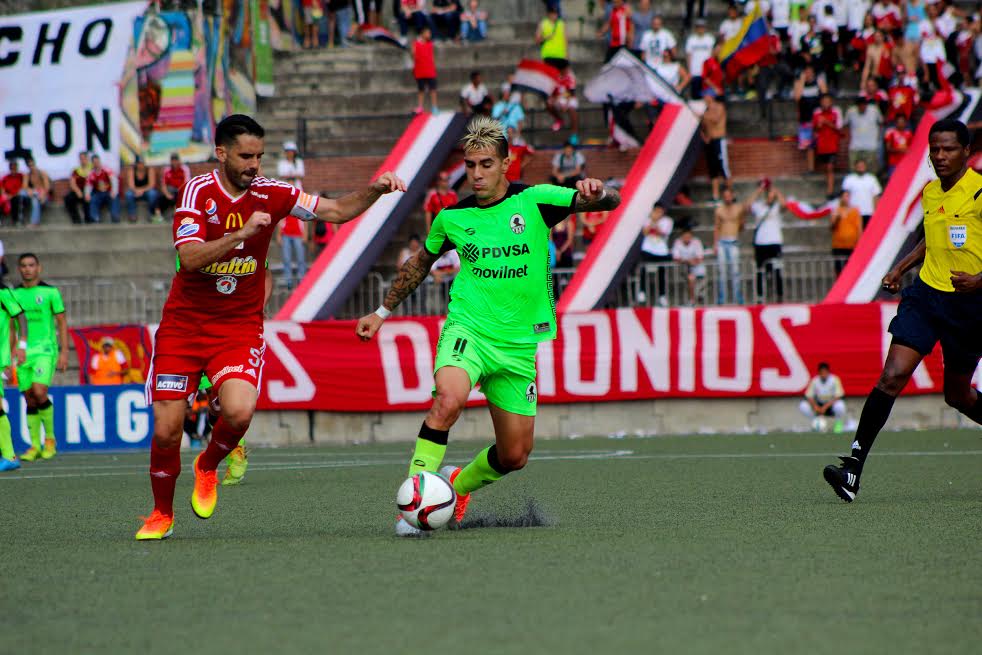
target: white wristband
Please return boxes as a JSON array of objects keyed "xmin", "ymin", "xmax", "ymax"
[
  {"xmin": 374, "ymin": 306, "xmax": 391, "ymax": 320},
  {"xmin": 17, "ymin": 340, "xmax": 27, "ymax": 350},
  {"xmin": 598, "ymin": 187, "xmax": 607, "ymax": 202}
]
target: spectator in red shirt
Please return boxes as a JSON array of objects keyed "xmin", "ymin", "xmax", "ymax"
[
  {"xmin": 599, "ymin": 0, "xmax": 633, "ymax": 62},
  {"xmin": 546, "ymin": 62, "xmax": 579, "ymax": 142},
  {"xmin": 884, "ymin": 114, "xmax": 913, "ymax": 175},
  {"xmin": 812, "ymin": 93, "xmax": 843, "ymax": 197},
  {"xmin": 0, "ymin": 160, "xmax": 27, "ymax": 226},
  {"xmin": 886, "ymin": 69, "xmax": 918, "ymax": 122},
  {"xmin": 871, "ymin": 1, "xmax": 902, "ymax": 34},
  {"xmin": 85, "ymin": 154, "xmax": 119, "ymax": 223},
  {"xmin": 277, "ymin": 214, "xmax": 308, "ymax": 290},
  {"xmin": 504, "ymin": 127, "xmax": 534, "ymax": 182},
  {"xmin": 701, "ymin": 45, "xmax": 725, "ymax": 98},
  {"xmin": 65, "ymin": 151, "xmax": 91, "ymax": 225},
  {"xmin": 158, "ymin": 153, "xmax": 191, "ymax": 216},
  {"xmin": 581, "ymin": 209, "xmax": 609, "ymax": 248},
  {"xmin": 413, "ymin": 26, "xmax": 438, "ymax": 114},
  {"xmin": 423, "ymin": 171, "xmax": 458, "ymax": 231}
]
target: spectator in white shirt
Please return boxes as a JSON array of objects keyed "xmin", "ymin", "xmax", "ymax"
[
  {"xmin": 685, "ymin": 19, "xmax": 716, "ymax": 99},
  {"xmin": 550, "ymin": 142, "xmax": 586, "ymax": 188},
  {"xmin": 841, "ymin": 159, "xmax": 882, "ymax": 227},
  {"xmin": 459, "ymin": 70, "xmax": 491, "ymax": 115},
  {"xmin": 639, "ymin": 14, "xmax": 677, "ymax": 66},
  {"xmin": 639, "ymin": 204, "xmax": 674, "ymax": 306},
  {"xmin": 430, "ymin": 248, "xmax": 460, "ymax": 284},
  {"xmin": 718, "ymin": 4, "xmax": 743, "ymax": 42},
  {"xmin": 277, "ymin": 141, "xmax": 305, "ymax": 190},
  {"xmin": 671, "ymin": 226, "xmax": 706, "ymax": 305},
  {"xmin": 750, "ymin": 181, "xmax": 786, "ymax": 303},
  {"xmin": 653, "ymin": 49, "xmax": 690, "ymax": 93},
  {"xmin": 769, "ymin": 0, "xmax": 791, "ymax": 41},
  {"xmin": 845, "ymin": 96, "xmax": 883, "ymax": 172},
  {"xmin": 799, "ymin": 362, "xmax": 847, "ymax": 431}
]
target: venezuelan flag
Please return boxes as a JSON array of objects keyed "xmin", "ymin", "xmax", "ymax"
[{"xmin": 719, "ymin": 2, "xmax": 771, "ymax": 81}]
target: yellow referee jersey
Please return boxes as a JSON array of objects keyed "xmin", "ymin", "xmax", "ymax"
[{"xmin": 919, "ymin": 168, "xmax": 982, "ymax": 292}]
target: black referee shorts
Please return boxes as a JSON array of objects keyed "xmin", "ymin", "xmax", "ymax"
[{"xmin": 888, "ymin": 277, "xmax": 982, "ymax": 373}]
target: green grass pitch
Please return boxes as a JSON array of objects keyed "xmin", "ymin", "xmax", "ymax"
[{"xmin": 2, "ymin": 430, "xmax": 981, "ymax": 654}]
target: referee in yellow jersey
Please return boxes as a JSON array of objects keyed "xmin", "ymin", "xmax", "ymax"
[{"xmin": 824, "ymin": 118, "xmax": 982, "ymax": 502}]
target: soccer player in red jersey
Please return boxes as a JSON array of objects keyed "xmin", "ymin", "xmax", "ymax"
[{"xmin": 136, "ymin": 115, "xmax": 406, "ymax": 540}]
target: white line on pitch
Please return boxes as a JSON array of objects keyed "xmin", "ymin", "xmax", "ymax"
[{"xmin": 2, "ymin": 449, "xmax": 981, "ymax": 481}]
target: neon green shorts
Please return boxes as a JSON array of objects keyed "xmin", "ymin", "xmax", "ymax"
[
  {"xmin": 433, "ymin": 321, "xmax": 539, "ymax": 416},
  {"xmin": 18, "ymin": 354, "xmax": 56, "ymax": 391}
]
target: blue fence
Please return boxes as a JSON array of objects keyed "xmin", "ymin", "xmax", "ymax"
[{"xmin": 6, "ymin": 385, "xmax": 153, "ymax": 452}]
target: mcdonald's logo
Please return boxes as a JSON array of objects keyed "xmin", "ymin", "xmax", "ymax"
[{"xmin": 225, "ymin": 212, "xmax": 244, "ymax": 229}]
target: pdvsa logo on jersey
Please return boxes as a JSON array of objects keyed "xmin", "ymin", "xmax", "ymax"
[
  {"xmin": 460, "ymin": 243, "xmax": 479, "ymax": 263},
  {"xmin": 205, "ymin": 198, "xmax": 218, "ymax": 215},
  {"xmin": 950, "ymin": 225, "xmax": 967, "ymax": 248},
  {"xmin": 510, "ymin": 214, "xmax": 526, "ymax": 235},
  {"xmin": 216, "ymin": 276, "xmax": 238, "ymax": 295}
]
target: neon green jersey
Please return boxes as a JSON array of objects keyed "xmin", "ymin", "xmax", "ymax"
[
  {"xmin": 0, "ymin": 287, "xmax": 24, "ymax": 360},
  {"xmin": 13, "ymin": 283, "xmax": 65, "ymax": 356},
  {"xmin": 425, "ymin": 183, "xmax": 577, "ymax": 344}
]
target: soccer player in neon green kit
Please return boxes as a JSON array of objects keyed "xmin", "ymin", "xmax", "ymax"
[
  {"xmin": 0, "ymin": 283, "xmax": 28, "ymax": 471},
  {"xmin": 14, "ymin": 253, "xmax": 68, "ymax": 461},
  {"xmin": 356, "ymin": 117, "xmax": 621, "ymax": 535}
]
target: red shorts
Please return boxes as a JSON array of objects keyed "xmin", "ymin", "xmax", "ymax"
[{"xmin": 146, "ymin": 321, "xmax": 266, "ymax": 403}]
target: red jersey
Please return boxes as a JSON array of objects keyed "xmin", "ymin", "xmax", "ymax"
[
  {"xmin": 871, "ymin": 3, "xmax": 902, "ymax": 32},
  {"xmin": 701, "ymin": 57, "xmax": 724, "ymax": 96},
  {"xmin": 280, "ymin": 215, "xmax": 305, "ymax": 238},
  {"xmin": 609, "ymin": 6, "xmax": 630, "ymax": 48},
  {"xmin": 163, "ymin": 164, "xmax": 191, "ymax": 191},
  {"xmin": 887, "ymin": 84, "xmax": 917, "ymax": 121},
  {"xmin": 413, "ymin": 39, "xmax": 435, "ymax": 79},
  {"xmin": 505, "ymin": 143, "xmax": 534, "ymax": 182},
  {"xmin": 71, "ymin": 166, "xmax": 89, "ymax": 193},
  {"xmin": 163, "ymin": 171, "xmax": 319, "ymax": 333},
  {"xmin": 812, "ymin": 106, "xmax": 843, "ymax": 155},
  {"xmin": 884, "ymin": 127, "xmax": 913, "ymax": 167},
  {"xmin": 87, "ymin": 168, "xmax": 114, "ymax": 193},
  {"xmin": 424, "ymin": 189, "xmax": 458, "ymax": 215},
  {"xmin": 1, "ymin": 173, "xmax": 23, "ymax": 196}
]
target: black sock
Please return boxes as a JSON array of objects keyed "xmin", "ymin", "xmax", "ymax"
[
  {"xmin": 38, "ymin": 399, "xmax": 52, "ymax": 410},
  {"xmin": 418, "ymin": 422, "xmax": 449, "ymax": 445},
  {"xmin": 850, "ymin": 387, "xmax": 896, "ymax": 468},
  {"xmin": 487, "ymin": 444, "xmax": 508, "ymax": 475}
]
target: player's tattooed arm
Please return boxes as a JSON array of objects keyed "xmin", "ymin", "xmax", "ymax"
[
  {"xmin": 355, "ymin": 248, "xmax": 437, "ymax": 341},
  {"xmin": 318, "ymin": 172, "xmax": 407, "ymax": 224},
  {"xmin": 383, "ymin": 248, "xmax": 438, "ymax": 310},
  {"xmin": 573, "ymin": 178, "xmax": 621, "ymax": 212}
]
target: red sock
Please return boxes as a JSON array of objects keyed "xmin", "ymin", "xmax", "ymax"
[
  {"xmin": 149, "ymin": 442, "xmax": 181, "ymax": 516},
  {"xmin": 198, "ymin": 416, "xmax": 247, "ymax": 471}
]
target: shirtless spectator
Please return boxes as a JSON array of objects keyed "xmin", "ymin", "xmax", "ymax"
[
  {"xmin": 713, "ymin": 188, "xmax": 748, "ymax": 305},
  {"xmin": 24, "ymin": 157, "xmax": 50, "ymax": 227},
  {"xmin": 460, "ymin": 0, "xmax": 488, "ymax": 42},
  {"xmin": 157, "ymin": 153, "xmax": 191, "ymax": 217},
  {"xmin": 701, "ymin": 90, "xmax": 730, "ymax": 201}
]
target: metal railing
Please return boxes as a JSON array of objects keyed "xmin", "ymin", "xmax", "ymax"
[{"xmin": 54, "ymin": 255, "xmax": 846, "ymax": 327}]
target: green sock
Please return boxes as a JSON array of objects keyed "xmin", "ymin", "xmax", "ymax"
[
  {"xmin": 407, "ymin": 423, "xmax": 448, "ymax": 477},
  {"xmin": 0, "ymin": 413, "xmax": 13, "ymax": 460},
  {"xmin": 26, "ymin": 409, "xmax": 41, "ymax": 449},
  {"xmin": 39, "ymin": 402, "xmax": 54, "ymax": 441},
  {"xmin": 453, "ymin": 445, "xmax": 507, "ymax": 496}
]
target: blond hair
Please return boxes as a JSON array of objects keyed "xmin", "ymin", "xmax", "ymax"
[{"xmin": 460, "ymin": 116, "xmax": 509, "ymax": 159}]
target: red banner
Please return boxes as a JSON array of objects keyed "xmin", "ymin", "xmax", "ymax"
[
  {"xmin": 69, "ymin": 325, "xmax": 152, "ymax": 385},
  {"xmin": 256, "ymin": 304, "xmax": 950, "ymax": 412}
]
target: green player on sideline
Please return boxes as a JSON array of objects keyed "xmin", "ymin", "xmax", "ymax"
[
  {"xmin": 0, "ymin": 284, "xmax": 28, "ymax": 472},
  {"xmin": 355, "ymin": 117, "xmax": 621, "ymax": 536},
  {"xmin": 14, "ymin": 253, "xmax": 68, "ymax": 462}
]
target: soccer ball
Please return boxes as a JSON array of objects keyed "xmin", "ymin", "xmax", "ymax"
[
  {"xmin": 812, "ymin": 416, "xmax": 829, "ymax": 432},
  {"xmin": 396, "ymin": 471, "xmax": 457, "ymax": 531}
]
